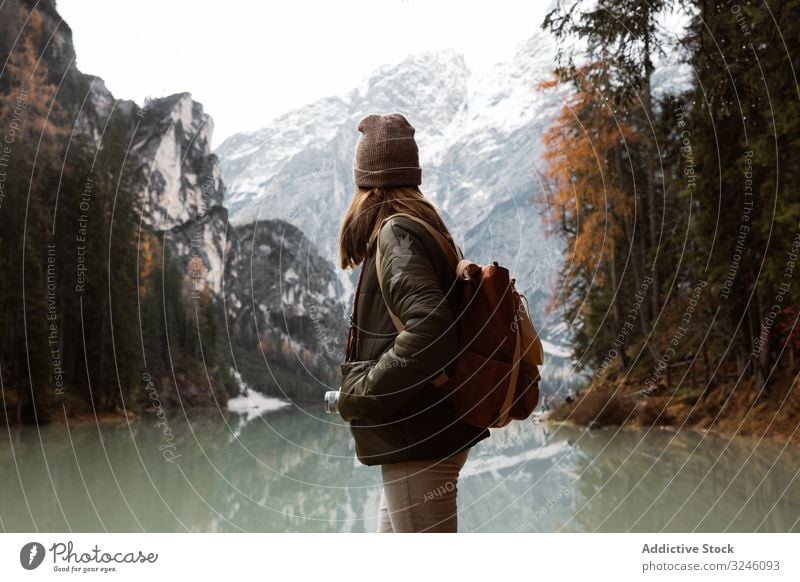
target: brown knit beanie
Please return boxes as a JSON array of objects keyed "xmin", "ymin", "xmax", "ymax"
[{"xmin": 353, "ymin": 113, "xmax": 422, "ymax": 188}]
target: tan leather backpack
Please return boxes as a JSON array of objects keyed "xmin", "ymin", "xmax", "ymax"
[{"xmin": 376, "ymin": 213, "xmax": 544, "ymax": 428}]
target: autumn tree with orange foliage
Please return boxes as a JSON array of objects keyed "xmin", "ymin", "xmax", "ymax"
[
  {"xmin": 541, "ymin": 64, "xmax": 644, "ymax": 372},
  {"xmin": 542, "ymin": 0, "xmax": 800, "ymax": 441}
]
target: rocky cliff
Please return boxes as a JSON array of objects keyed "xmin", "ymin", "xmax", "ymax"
[{"xmin": 0, "ymin": 0, "xmax": 346, "ymax": 418}]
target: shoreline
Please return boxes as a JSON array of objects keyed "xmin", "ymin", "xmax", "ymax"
[
  {"xmin": 1, "ymin": 389, "xmax": 324, "ymax": 428},
  {"xmin": 545, "ymin": 417, "xmax": 800, "ymax": 447},
  {"xmin": 547, "ymin": 369, "xmax": 800, "ymax": 446}
]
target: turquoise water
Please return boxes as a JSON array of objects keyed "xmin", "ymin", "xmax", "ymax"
[{"xmin": 1, "ymin": 405, "xmax": 798, "ymax": 532}]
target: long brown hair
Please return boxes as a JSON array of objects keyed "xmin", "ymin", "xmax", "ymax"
[{"xmin": 338, "ymin": 185, "xmax": 455, "ymax": 270}]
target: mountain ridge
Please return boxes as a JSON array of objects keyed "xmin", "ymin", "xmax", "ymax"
[{"xmin": 215, "ymin": 31, "xmax": 571, "ymax": 380}]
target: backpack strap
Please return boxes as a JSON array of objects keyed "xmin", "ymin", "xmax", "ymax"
[
  {"xmin": 495, "ymin": 328, "xmax": 523, "ymax": 427},
  {"xmin": 344, "ymin": 263, "xmax": 367, "ymax": 362},
  {"xmin": 374, "ymin": 213, "xmax": 457, "ymax": 388}
]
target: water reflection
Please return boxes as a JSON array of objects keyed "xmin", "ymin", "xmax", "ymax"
[{"xmin": 1, "ymin": 406, "xmax": 798, "ymax": 532}]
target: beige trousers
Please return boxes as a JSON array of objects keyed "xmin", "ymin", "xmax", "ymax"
[{"xmin": 376, "ymin": 447, "xmax": 470, "ymax": 533}]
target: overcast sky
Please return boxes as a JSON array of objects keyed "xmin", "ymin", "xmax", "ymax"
[{"xmin": 58, "ymin": 0, "xmax": 551, "ymax": 148}]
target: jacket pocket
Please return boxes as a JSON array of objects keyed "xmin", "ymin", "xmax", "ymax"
[
  {"xmin": 338, "ymin": 359, "xmax": 379, "ymax": 422},
  {"xmin": 340, "ymin": 359, "xmax": 378, "ymax": 380}
]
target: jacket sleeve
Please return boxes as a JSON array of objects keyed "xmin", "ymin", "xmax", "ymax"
[{"xmin": 338, "ymin": 218, "xmax": 457, "ymax": 423}]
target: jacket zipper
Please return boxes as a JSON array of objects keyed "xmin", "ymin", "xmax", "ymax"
[{"xmin": 345, "ymin": 260, "xmax": 367, "ymax": 363}]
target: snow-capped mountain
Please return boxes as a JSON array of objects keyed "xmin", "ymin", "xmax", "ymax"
[{"xmin": 216, "ymin": 32, "xmax": 571, "ymax": 372}]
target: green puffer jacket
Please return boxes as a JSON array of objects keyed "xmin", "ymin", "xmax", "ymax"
[{"xmin": 338, "ymin": 215, "xmax": 491, "ymax": 466}]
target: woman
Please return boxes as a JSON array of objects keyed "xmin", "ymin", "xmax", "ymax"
[{"xmin": 337, "ymin": 112, "xmax": 490, "ymax": 533}]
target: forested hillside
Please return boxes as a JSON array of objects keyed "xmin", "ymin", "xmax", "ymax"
[
  {"xmin": 543, "ymin": 0, "xmax": 800, "ymax": 441},
  {"xmin": 0, "ymin": 0, "xmax": 345, "ymax": 425}
]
